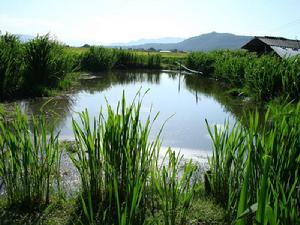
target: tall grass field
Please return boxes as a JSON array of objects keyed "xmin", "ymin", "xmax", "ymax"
[
  {"xmin": 187, "ymin": 50, "xmax": 300, "ymax": 102},
  {"xmin": 0, "ymin": 33, "xmax": 164, "ymax": 100}
]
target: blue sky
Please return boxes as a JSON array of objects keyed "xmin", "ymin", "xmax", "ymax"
[{"xmin": 1, "ymin": 0, "xmax": 300, "ymax": 45}]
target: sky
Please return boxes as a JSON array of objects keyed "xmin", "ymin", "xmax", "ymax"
[{"xmin": 1, "ymin": 0, "xmax": 300, "ymax": 45}]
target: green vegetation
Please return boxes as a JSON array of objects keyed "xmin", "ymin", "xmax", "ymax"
[
  {"xmin": 0, "ymin": 107, "xmax": 61, "ymax": 207},
  {"xmin": 0, "ymin": 33, "xmax": 170, "ymax": 100},
  {"xmin": 187, "ymin": 50, "xmax": 300, "ymax": 102},
  {"xmin": 206, "ymin": 102, "xmax": 300, "ymax": 224},
  {"xmin": 80, "ymin": 47, "xmax": 161, "ymax": 71},
  {"xmin": 69, "ymin": 91, "xmax": 161, "ymax": 224},
  {"xmin": 151, "ymin": 149, "xmax": 197, "ymax": 225},
  {"xmin": 24, "ymin": 35, "xmax": 78, "ymax": 95},
  {"xmin": 0, "ymin": 33, "xmax": 78, "ymax": 99},
  {"xmin": 1, "ymin": 32, "xmax": 300, "ymax": 225},
  {"xmin": 0, "ymin": 34, "xmax": 24, "ymax": 99},
  {"xmin": 68, "ymin": 91, "xmax": 200, "ymax": 224},
  {"xmin": 64, "ymin": 47, "xmax": 186, "ymax": 71},
  {"xmin": 0, "ymin": 92, "xmax": 226, "ymax": 225}
]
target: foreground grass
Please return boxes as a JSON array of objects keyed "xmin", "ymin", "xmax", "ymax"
[
  {"xmin": 0, "ymin": 91, "xmax": 226, "ymax": 225},
  {"xmin": 1, "ymin": 91, "xmax": 299, "ymax": 224},
  {"xmin": 0, "ymin": 189, "xmax": 226, "ymax": 225},
  {"xmin": 206, "ymin": 102, "xmax": 300, "ymax": 225}
]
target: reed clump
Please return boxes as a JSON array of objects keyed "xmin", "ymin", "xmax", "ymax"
[
  {"xmin": 0, "ymin": 32, "xmax": 164, "ymax": 100},
  {"xmin": 187, "ymin": 50, "xmax": 300, "ymax": 102},
  {"xmin": 81, "ymin": 47, "xmax": 162, "ymax": 72},
  {"xmin": 0, "ymin": 107, "xmax": 61, "ymax": 208},
  {"xmin": 24, "ymin": 34, "xmax": 77, "ymax": 95},
  {"xmin": 206, "ymin": 102, "xmax": 300, "ymax": 225},
  {"xmin": 151, "ymin": 149, "xmax": 197, "ymax": 225},
  {"xmin": 80, "ymin": 46, "xmax": 116, "ymax": 72},
  {"xmin": 0, "ymin": 33, "xmax": 24, "ymax": 99},
  {"xmin": 0, "ymin": 33, "xmax": 78, "ymax": 99},
  {"xmin": 68, "ymin": 91, "xmax": 197, "ymax": 225}
]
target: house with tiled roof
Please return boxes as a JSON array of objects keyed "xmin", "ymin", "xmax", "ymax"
[{"xmin": 242, "ymin": 36, "xmax": 300, "ymax": 58}]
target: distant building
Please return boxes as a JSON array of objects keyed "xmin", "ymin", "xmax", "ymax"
[
  {"xmin": 241, "ymin": 36, "xmax": 300, "ymax": 58},
  {"xmin": 159, "ymin": 50, "xmax": 171, "ymax": 53}
]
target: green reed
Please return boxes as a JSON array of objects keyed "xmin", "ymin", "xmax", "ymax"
[
  {"xmin": 69, "ymin": 91, "xmax": 161, "ymax": 225},
  {"xmin": 0, "ymin": 33, "xmax": 78, "ymax": 99},
  {"xmin": 0, "ymin": 33, "xmax": 24, "ymax": 99},
  {"xmin": 81, "ymin": 47, "xmax": 161, "ymax": 72},
  {"xmin": 113, "ymin": 49, "xmax": 144, "ymax": 69},
  {"xmin": 151, "ymin": 148, "xmax": 197, "ymax": 225},
  {"xmin": 81, "ymin": 46, "xmax": 116, "ymax": 72},
  {"xmin": 186, "ymin": 51, "xmax": 215, "ymax": 75},
  {"xmin": 24, "ymin": 34, "xmax": 75, "ymax": 95},
  {"xmin": 0, "ymin": 107, "xmax": 61, "ymax": 207},
  {"xmin": 206, "ymin": 102, "xmax": 300, "ymax": 224},
  {"xmin": 187, "ymin": 50, "xmax": 300, "ymax": 102}
]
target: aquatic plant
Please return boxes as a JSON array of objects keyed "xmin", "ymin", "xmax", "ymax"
[
  {"xmin": 0, "ymin": 33, "xmax": 24, "ymax": 99},
  {"xmin": 81, "ymin": 46, "xmax": 116, "ymax": 72},
  {"xmin": 206, "ymin": 102, "xmax": 300, "ymax": 224},
  {"xmin": 24, "ymin": 34, "xmax": 75, "ymax": 95},
  {"xmin": 0, "ymin": 32, "xmax": 79, "ymax": 99},
  {"xmin": 81, "ymin": 47, "xmax": 161, "ymax": 72},
  {"xmin": 69, "ymin": 91, "xmax": 161, "ymax": 224},
  {"xmin": 187, "ymin": 50, "xmax": 300, "ymax": 102},
  {"xmin": 0, "ymin": 107, "xmax": 61, "ymax": 207},
  {"xmin": 151, "ymin": 149, "xmax": 197, "ymax": 225}
]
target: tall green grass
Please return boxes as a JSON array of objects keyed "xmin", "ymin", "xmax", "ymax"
[
  {"xmin": 206, "ymin": 102, "xmax": 300, "ymax": 224},
  {"xmin": 80, "ymin": 46, "xmax": 116, "ymax": 72},
  {"xmin": 187, "ymin": 50, "xmax": 300, "ymax": 102},
  {"xmin": 81, "ymin": 47, "xmax": 161, "ymax": 72},
  {"xmin": 0, "ymin": 32, "xmax": 163, "ymax": 100},
  {"xmin": 151, "ymin": 149, "xmax": 197, "ymax": 225},
  {"xmin": 186, "ymin": 52, "xmax": 215, "ymax": 75},
  {"xmin": 69, "ymin": 91, "xmax": 162, "ymax": 224},
  {"xmin": 0, "ymin": 33, "xmax": 24, "ymax": 99},
  {"xmin": 24, "ymin": 34, "xmax": 77, "ymax": 95},
  {"xmin": 0, "ymin": 107, "xmax": 61, "ymax": 207},
  {"xmin": 0, "ymin": 33, "xmax": 78, "ymax": 99},
  {"xmin": 68, "ymin": 91, "xmax": 198, "ymax": 225}
]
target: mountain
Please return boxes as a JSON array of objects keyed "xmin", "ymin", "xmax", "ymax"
[
  {"xmin": 116, "ymin": 32, "xmax": 253, "ymax": 52},
  {"xmin": 110, "ymin": 37, "xmax": 184, "ymax": 46}
]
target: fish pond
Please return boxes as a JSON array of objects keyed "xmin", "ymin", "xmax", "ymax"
[
  {"xmin": 1, "ymin": 70, "xmax": 256, "ymax": 196},
  {"xmin": 5, "ymin": 70, "xmax": 252, "ymax": 161}
]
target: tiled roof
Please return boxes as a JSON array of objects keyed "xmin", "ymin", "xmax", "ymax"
[{"xmin": 256, "ymin": 36, "xmax": 300, "ymax": 49}]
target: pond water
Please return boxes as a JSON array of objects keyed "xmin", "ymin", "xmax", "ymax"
[
  {"xmin": 6, "ymin": 70, "xmax": 250, "ymax": 161},
  {"xmin": 1, "ymin": 70, "xmax": 255, "ymax": 194}
]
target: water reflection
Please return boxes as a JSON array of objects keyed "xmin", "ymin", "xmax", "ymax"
[
  {"xmin": 4, "ymin": 70, "xmax": 254, "ymax": 153},
  {"xmin": 183, "ymin": 75, "xmax": 255, "ymax": 119}
]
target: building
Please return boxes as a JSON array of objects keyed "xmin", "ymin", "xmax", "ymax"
[{"xmin": 241, "ymin": 36, "xmax": 300, "ymax": 58}]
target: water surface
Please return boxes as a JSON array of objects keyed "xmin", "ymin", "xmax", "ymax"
[{"xmin": 7, "ymin": 70, "xmax": 250, "ymax": 160}]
